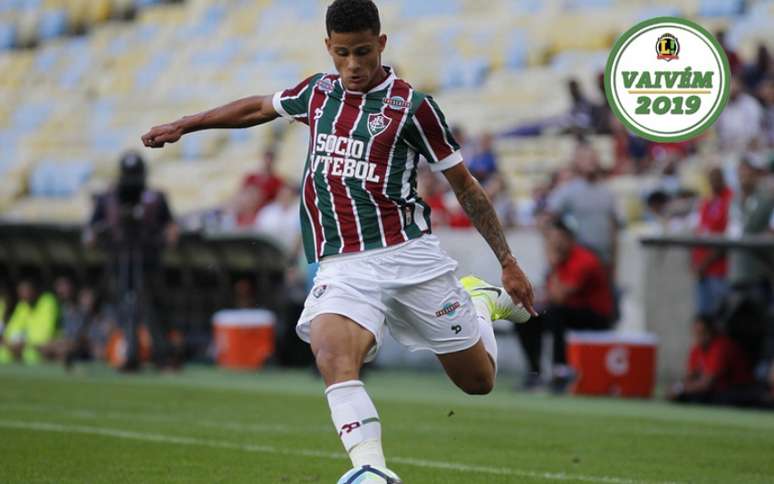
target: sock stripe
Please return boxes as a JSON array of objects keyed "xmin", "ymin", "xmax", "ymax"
[{"xmin": 325, "ymin": 380, "xmax": 364, "ymax": 395}]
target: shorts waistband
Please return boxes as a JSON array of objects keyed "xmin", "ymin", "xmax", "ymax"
[{"xmin": 320, "ymin": 235, "xmax": 427, "ymax": 265}]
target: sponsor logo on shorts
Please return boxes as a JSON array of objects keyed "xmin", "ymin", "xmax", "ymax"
[
  {"xmin": 312, "ymin": 284, "xmax": 327, "ymax": 298},
  {"xmin": 451, "ymin": 324, "xmax": 462, "ymax": 335},
  {"xmin": 435, "ymin": 301, "xmax": 461, "ymax": 318}
]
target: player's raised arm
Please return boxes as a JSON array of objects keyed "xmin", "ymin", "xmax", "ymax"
[
  {"xmin": 442, "ymin": 163, "xmax": 537, "ymax": 316},
  {"xmin": 141, "ymin": 95, "xmax": 278, "ymax": 148}
]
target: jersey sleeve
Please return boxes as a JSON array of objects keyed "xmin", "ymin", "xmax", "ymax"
[
  {"xmin": 271, "ymin": 74, "xmax": 321, "ymax": 124},
  {"xmin": 403, "ymin": 96, "xmax": 462, "ymax": 172}
]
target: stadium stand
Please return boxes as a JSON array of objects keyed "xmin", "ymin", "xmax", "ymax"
[{"xmin": 0, "ymin": 0, "xmax": 770, "ymax": 225}]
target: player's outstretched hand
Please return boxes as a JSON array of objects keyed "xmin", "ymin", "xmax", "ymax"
[
  {"xmin": 141, "ymin": 122, "xmax": 184, "ymax": 148},
  {"xmin": 501, "ymin": 257, "xmax": 538, "ymax": 317}
]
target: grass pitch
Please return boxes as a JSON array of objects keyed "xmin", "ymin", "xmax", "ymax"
[{"xmin": 1, "ymin": 364, "xmax": 773, "ymax": 484}]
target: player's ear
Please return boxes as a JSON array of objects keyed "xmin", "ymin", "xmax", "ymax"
[
  {"xmin": 378, "ymin": 33, "xmax": 386, "ymax": 53},
  {"xmin": 325, "ymin": 37, "xmax": 331, "ymax": 52}
]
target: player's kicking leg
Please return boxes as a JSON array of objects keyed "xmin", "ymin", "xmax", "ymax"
[
  {"xmin": 437, "ymin": 275, "xmax": 531, "ymax": 395},
  {"xmin": 310, "ymin": 314, "xmax": 386, "ymax": 468}
]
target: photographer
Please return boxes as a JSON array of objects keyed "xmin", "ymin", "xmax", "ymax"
[{"xmin": 85, "ymin": 151, "xmax": 178, "ymax": 371}]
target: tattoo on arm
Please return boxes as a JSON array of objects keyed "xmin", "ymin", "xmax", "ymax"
[{"xmin": 453, "ymin": 177, "xmax": 513, "ymax": 267}]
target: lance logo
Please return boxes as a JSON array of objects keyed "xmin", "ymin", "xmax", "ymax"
[
  {"xmin": 605, "ymin": 17, "xmax": 730, "ymax": 142},
  {"xmin": 316, "ymin": 78, "xmax": 335, "ymax": 93},
  {"xmin": 367, "ymin": 113, "xmax": 391, "ymax": 136},
  {"xmin": 312, "ymin": 284, "xmax": 327, "ymax": 298},
  {"xmin": 656, "ymin": 33, "xmax": 679, "ymax": 61}
]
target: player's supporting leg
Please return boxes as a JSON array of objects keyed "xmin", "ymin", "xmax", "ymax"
[{"xmin": 310, "ymin": 314, "xmax": 386, "ymax": 468}]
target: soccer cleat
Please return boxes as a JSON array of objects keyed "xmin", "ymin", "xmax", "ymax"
[{"xmin": 461, "ymin": 275, "xmax": 531, "ymax": 323}]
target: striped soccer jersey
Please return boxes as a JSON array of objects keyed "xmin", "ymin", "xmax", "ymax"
[{"xmin": 272, "ymin": 67, "xmax": 462, "ymax": 262}]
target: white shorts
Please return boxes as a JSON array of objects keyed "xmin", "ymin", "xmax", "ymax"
[{"xmin": 297, "ymin": 234, "xmax": 481, "ymax": 362}]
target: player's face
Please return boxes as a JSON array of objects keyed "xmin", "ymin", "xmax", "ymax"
[{"xmin": 326, "ymin": 30, "xmax": 387, "ymax": 92}]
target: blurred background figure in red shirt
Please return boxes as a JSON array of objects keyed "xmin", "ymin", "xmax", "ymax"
[
  {"xmin": 691, "ymin": 167, "xmax": 733, "ymax": 316},
  {"xmin": 670, "ymin": 314, "xmax": 756, "ymax": 406},
  {"xmin": 516, "ymin": 219, "xmax": 614, "ymax": 393}
]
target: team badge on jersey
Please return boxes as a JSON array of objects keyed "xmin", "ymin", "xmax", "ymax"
[
  {"xmin": 383, "ymin": 95, "xmax": 411, "ymax": 111},
  {"xmin": 367, "ymin": 113, "xmax": 391, "ymax": 136},
  {"xmin": 316, "ymin": 78, "xmax": 335, "ymax": 93}
]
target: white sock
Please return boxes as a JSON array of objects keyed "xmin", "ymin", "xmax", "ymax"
[
  {"xmin": 471, "ymin": 296, "xmax": 498, "ymax": 373},
  {"xmin": 325, "ymin": 380, "xmax": 386, "ymax": 468}
]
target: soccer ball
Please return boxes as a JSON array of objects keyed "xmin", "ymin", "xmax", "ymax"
[{"xmin": 336, "ymin": 465, "xmax": 402, "ymax": 483}]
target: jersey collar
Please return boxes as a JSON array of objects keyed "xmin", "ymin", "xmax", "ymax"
[{"xmin": 341, "ymin": 66, "xmax": 395, "ymax": 95}]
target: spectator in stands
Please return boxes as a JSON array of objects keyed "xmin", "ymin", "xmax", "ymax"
[
  {"xmin": 484, "ymin": 173, "xmax": 517, "ymax": 229},
  {"xmin": 0, "ymin": 278, "xmax": 59, "ymax": 364},
  {"xmin": 590, "ymin": 72, "xmax": 612, "ymax": 135},
  {"xmin": 233, "ymin": 278, "xmax": 257, "ymax": 309},
  {"xmin": 255, "ymin": 184, "xmax": 301, "ymax": 253},
  {"xmin": 0, "ymin": 281, "xmax": 8, "ymax": 336},
  {"xmin": 758, "ymin": 77, "xmax": 774, "ymax": 148},
  {"xmin": 546, "ymin": 140, "xmax": 620, "ymax": 270},
  {"xmin": 716, "ymin": 30, "xmax": 742, "ymax": 76},
  {"xmin": 417, "ymin": 166, "xmax": 451, "ymax": 228},
  {"xmin": 39, "ymin": 287, "xmax": 103, "ymax": 369},
  {"xmin": 451, "ymin": 125, "xmax": 475, "ymax": 163},
  {"xmin": 644, "ymin": 190, "xmax": 671, "ymax": 224},
  {"xmin": 466, "ymin": 132, "xmax": 498, "ymax": 183},
  {"xmin": 743, "ymin": 44, "xmax": 772, "ymax": 92},
  {"xmin": 564, "ymin": 78, "xmax": 593, "ymax": 133},
  {"xmin": 727, "ymin": 156, "xmax": 774, "ymax": 305},
  {"xmin": 242, "ymin": 149, "xmax": 284, "ymax": 211},
  {"xmin": 515, "ymin": 220, "xmax": 614, "ymax": 392},
  {"xmin": 85, "ymin": 151, "xmax": 179, "ymax": 371},
  {"xmin": 691, "ymin": 168, "xmax": 733, "ymax": 315},
  {"xmin": 715, "ymin": 76, "xmax": 764, "ymax": 153},
  {"xmin": 669, "ymin": 314, "xmax": 755, "ymax": 406}
]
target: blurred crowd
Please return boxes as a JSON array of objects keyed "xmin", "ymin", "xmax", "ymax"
[{"xmin": 0, "ymin": 275, "xmax": 116, "ymax": 368}]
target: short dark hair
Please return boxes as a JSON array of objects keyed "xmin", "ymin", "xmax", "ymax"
[
  {"xmin": 695, "ymin": 313, "xmax": 717, "ymax": 332},
  {"xmin": 326, "ymin": 0, "xmax": 380, "ymax": 36},
  {"xmin": 551, "ymin": 218, "xmax": 575, "ymax": 238}
]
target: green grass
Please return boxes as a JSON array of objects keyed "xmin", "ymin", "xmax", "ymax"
[{"xmin": 1, "ymin": 364, "xmax": 773, "ymax": 484}]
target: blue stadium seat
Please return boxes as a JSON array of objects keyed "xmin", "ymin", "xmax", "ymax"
[
  {"xmin": 440, "ymin": 56, "xmax": 489, "ymax": 89},
  {"xmin": 400, "ymin": 0, "xmax": 461, "ymax": 18},
  {"xmin": 136, "ymin": 52, "xmax": 172, "ymax": 89},
  {"xmin": 635, "ymin": 6, "xmax": 683, "ymax": 21},
  {"xmin": 699, "ymin": 0, "xmax": 744, "ymax": 17},
  {"xmin": 508, "ymin": 0, "xmax": 544, "ymax": 14},
  {"xmin": 30, "ymin": 161, "xmax": 93, "ymax": 198},
  {"xmin": 0, "ymin": 22, "xmax": 15, "ymax": 49},
  {"xmin": 38, "ymin": 9, "xmax": 68, "ymax": 41},
  {"xmin": 565, "ymin": 0, "xmax": 613, "ymax": 10},
  {"xmin": 134, "ymin": 0, "xmax": 161, "ymax": 7},
  {"xmin": 34, "ymin": 46, "xmax": 60, "ymax": 73},
  {"xmin": 59, "ymin": 39, "xmax": 91, "ymax": 89},
  {"xmin": 504, "ymin": 29, "xmax": 528, "ymax": 70},
  {"xmin": 11, "ymin": 103, "xmax": 51, "ymax": 132}
]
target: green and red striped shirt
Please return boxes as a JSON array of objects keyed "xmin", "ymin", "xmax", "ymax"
[{"xmin": 272, "ymin": 67, "xmax": 461, "ymax": 262}]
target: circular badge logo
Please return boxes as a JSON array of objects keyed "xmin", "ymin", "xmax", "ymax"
[{"xmin": 605, "ymin": 17, "xmax": 730, "ymax": 142}]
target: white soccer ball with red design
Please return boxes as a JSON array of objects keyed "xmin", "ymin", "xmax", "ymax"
[{"xmin": 337, "ymin": 465, "xmax": 402, "ymax": 483}]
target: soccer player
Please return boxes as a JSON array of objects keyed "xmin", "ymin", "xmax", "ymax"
[{"xmin": 142, "ymin": 0, "xmax": 536, "ymax": 472}]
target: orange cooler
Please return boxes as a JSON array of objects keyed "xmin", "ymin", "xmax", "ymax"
[
  {"xmin": 213, "ymin": 309, "xmax": 275, "ymax": 370},
  {"xmin": 567, "ymin": 331, "xmax": 657, "ymax": 398}
]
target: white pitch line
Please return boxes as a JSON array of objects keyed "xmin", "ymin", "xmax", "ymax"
[{"xmin": 0, "ymin": 420, "xmax": 679, "ymax": 484}]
